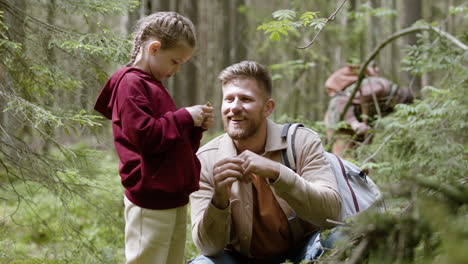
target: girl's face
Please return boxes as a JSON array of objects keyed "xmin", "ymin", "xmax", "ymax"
[{"xmin": 144, "ymin": 41, "xmax": 194, "ymax": 81}]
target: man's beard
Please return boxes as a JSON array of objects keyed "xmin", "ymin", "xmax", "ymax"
[{"xmin": 224, "ymin": 118, "xmax": 261, "ymax": 140}]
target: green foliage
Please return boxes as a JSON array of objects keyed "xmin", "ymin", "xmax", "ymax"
[
  {"xmin": 273, "ymin": 9, "xmax": 297, "ymax": 20},
  {"xmin": 449, "ymin": 4, "xmax": 468, "ymax": 17},
  {"xmin": 50, "ymin": 25, "xmax": 132, "ymax": 64},
  {"xmin": 59, "ymin": 0, "xmax": 139, "ymax": 15},
  {"xmin": 258, "ymin": 4, "xmax": 396, "ymax": 44},
  {"xmin": 0, "ymin": 0, "xmax": 137, "ymax": 262},
  {"xmin": 1, "ymin": 149, "xmax": 203, "ymax": 263},
  {"xmin": 258, "ymin": 3, "xmax": 466, "ymax": 263},
  {"xmin": 0, "ymin": 149, "xmax": 125, "ymax": 263},
  {"xmin": 0, "ymin": 12, "xmax": 22, "ymax": 52},
  {"xmin": 257, "ymin": 9, "xmax": 323, "ymax": 42},
  {"xmin": 269, "ymin": 59, "xmax": 316, "ymax": 81},
  {"xmin": 348, "ymin": 4, "xmax": 397, "ymax": 20},
  {"xmin": 402, "ymin": 31, "xmax": 466, "ymax": 75},
  {"xmin": 320, "ymin": 24, "xmax": 467, "ymax": 263},
  {"xmin": 274, "ymin": 114, "xmax": 328, "ymax": 143},
  {"xmin": 365, "ymin": 81, "xmax": 467, "ymax": 182},
  {"xmin": 2, "ymin": 92, "xmax": 102, "ymax": 132}
]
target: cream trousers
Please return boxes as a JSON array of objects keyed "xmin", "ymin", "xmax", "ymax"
[{"xmin": 124, "ymin": 196, "xmax": 187, "ymax": 264}]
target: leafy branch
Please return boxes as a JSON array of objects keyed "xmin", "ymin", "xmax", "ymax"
[
  {"xmin": 297, "ymin": 0, "xmax": 348, "ymax": 49},
  {"xmin": 257, "ymin": 0, "xmax": 348, "ymax": 46},
  {"xmin": 0, "ymin": 91, "xmax": 102, "ymax": 136},
  {"xmin": 257, "ymin": 10, "xmax": 321, "ymax": 42}
]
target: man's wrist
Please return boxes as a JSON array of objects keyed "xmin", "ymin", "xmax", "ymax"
[
  {"xmin": 268, "ymin": 163, "xmax": 281, "ymax": 181},
  {"xmin": 211, "ymin": 196, "xmax": 229, "ymax": 210}
]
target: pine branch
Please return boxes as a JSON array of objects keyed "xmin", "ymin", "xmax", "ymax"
[
  {"xmin": 0, "ymin": 0, "xmax": 74, "ymax": 35},
  {"xmin": 412, "ymin": 177, "xmax": 468, "ymax": 204}
]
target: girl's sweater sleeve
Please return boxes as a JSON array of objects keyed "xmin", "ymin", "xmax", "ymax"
[{"xmin": 189, "ymin": 127, "xmax": 204, "ymax": 152}]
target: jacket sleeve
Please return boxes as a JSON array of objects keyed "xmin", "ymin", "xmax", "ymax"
[
  {"xmin": 190, "ymin": 150, "xmax": 232, "ymax": 256},
  {"xmin": 189, "ymin": 127, "xmax": 204, "ymax": 152},
  {"xmin": 271, "ymin": 128, "xmax": 342, "ymax": 227},
  {"xmin": 117, "ymin": 77, "xmax": 194, "ymax": 154}
]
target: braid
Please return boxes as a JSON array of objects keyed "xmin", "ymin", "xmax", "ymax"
[
  {"xmin": 127, "ymin": 27, "xmax": 144, "ymax": 66},
  {"xmin": 127, "ymin": 12, "xmax": 196, "ymax": 66}
]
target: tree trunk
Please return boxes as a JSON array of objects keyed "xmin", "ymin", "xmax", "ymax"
[
  {"xmin": 185, "ymin": 0, "xmax": 198, "ymax": 106},
  {"xmin": 222, "ymin": 0, "xmax": 232, "ymax": 68},
  {"xmin": 171, "ymin": 0, "xmax": 183, "ymax": 106},
  {"xmin": 370, "ymin": 0, "xmax": 381, "ymax": 66},
  {"xmin": 401, "ymin": 0, "xmax": 422, "ymax": 94},
  {"xmin": 153, "ymin": 0, "xmax": 171, "ymax": 11},
  {"xmin": 126, "ymin": 4, "xmax": 140, "ymax": 34},
  {"xmin": 233, "ymin": 0, "xmax": 247, "ymax": 62},
  {"xmin": 349, "ymin": 0, "xmax": 357, "ymax": 11},
  {"xmin": 43, "ymin": 0, "xmax": 57, "ymax": 153},
  {"xmin": 140, "ymin": 0, "xmax": 150, "ymax": 16},
  {"xmin": 170, "ymin": 0, "xmax": 200, "ymax": 107},
  {"xmin": 390, "ymin": 0, "xmax": 399, "ymax": 81},
  {"xmin": 0, "ymin": 0, "xmax": 26, "ymax": 154}
]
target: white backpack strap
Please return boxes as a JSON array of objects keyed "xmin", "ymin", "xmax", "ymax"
[
  {"xmin": 332, "ymin": 153, "xmax": 360, "ymax": 213},
  {"xmin": 281, "ymin": 123, "xmax": 303, "ymax": 172}
]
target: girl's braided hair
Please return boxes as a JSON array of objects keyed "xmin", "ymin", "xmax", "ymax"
[{"xmin": 127, "ymin": 11, "xmax": 196, "ymax": 66}]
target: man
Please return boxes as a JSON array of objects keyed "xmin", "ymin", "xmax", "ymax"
[
  {"xmin": 190, "ymin": 61, "xmax": 341, "ymax": 264},
  {"xmin": 324, "ymin": 63, "xmax": 413, "ymax": 156}
]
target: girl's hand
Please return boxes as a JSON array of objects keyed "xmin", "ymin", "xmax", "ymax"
[
  {"xmin": 186, "ymin": 105, "xmax": 213, "ymax": 127},
  {"xmin": 201, "ymin": 112, "xmax": 214, "ymax": 130}
]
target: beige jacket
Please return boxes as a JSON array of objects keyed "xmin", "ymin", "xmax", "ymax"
[{"xmin": 190, "ymin": 120, "xmax": 341, "ymax": 257}]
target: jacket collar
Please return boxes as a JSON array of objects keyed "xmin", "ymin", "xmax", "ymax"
[{"xmin": 265, "ymin": 119, "xmax": 288, "ymax": 153}]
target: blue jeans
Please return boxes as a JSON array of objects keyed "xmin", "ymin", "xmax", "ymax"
[{"xmin": 190, "ymin": 231, "xmax": 325, "ymax": 264}]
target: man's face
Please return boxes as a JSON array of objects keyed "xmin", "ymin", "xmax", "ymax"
[{"xmin": 221, "ymin": 78, "xmax": 271, "ymax": 140}]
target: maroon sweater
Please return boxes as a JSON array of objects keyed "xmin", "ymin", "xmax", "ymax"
[{"xmin": 94, "ymin": 67, "xmax": 203, "ymax": 209}]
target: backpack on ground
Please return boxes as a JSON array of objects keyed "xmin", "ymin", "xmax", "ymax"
[{"xmin": 281, "ymin": 123, "xmax": 385, "ymax": 221}]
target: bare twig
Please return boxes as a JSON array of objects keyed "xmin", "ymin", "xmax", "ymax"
[
  {"xmin": 297, "ymin": 0, "xmax": 348, "ymax": 49},
  {"xmin": 361, "ymin": 132, "xmax": 396, "ymax": 164},
  {"xmin": 348, "ymin": 237, "xmax": 370, "ymax": 264},
  {"xmin": 326, "ymin": 218, "xmax": 350, "ymax": 226}
]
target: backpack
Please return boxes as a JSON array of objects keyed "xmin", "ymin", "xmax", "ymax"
[{"xmin": 281, "ymin": 123, "xmax": 385, "ymax": 221}]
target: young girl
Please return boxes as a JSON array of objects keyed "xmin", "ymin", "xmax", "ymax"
[{"xmin": 94, "ymin": 12, "xmax": 214, "ymax": 264}]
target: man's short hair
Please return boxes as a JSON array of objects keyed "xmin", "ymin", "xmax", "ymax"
[{"xmin": 218, "ymin": 61, "xmax": 272, "ymax": 97}]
